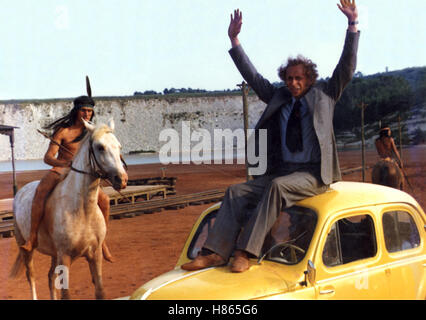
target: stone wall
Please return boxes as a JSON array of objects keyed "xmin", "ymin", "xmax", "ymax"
[{"xmin": 0, "ymin": 95, "xmax": 266, "ymax": 161}]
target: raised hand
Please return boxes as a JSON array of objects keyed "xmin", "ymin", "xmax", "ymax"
[
  {"xmin": 337, "ymin": 0, "xmax": 358, "ymax": 22},
  {"xmin": 228, "ymin": 9, "xmax": 243, "ymax": 47}
]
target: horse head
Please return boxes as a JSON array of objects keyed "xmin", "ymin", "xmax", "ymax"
[{"xmin": 83, "ymin": 118, "xmax": 128, "ymax": 190}]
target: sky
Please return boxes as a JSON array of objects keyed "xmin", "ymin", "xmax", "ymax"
[{"xmin": 0, "ymin": 0, "xmax": 424, "ymax": 100}]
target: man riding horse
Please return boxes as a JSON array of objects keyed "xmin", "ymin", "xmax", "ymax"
[
  {"xmin": 372, "ymin": 125, "xmax": 405, "ymax": 190},
  {"xmin": 375, "ymin": 125, "xmax": 404, "ymax": 169},
  {"xmin": 21, "ymin": 94, "xmax": 115, "ymax": 263}
]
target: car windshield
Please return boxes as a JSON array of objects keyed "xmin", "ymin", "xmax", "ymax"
[
  {"xmin": 187, "ymin": 206, "xmax": 317, "ymax": 265},
  {"xmin": 187, "ymin": 210, "xmax": 218, "ymax": 259},
  {"xmin": 260, "ymin": 206, "xmax": 317, "ymax": 265}
]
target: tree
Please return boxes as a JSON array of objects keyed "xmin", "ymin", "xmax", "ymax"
[
  {"xmin": 333, "ymin": 74, "xmax": 415, "ymax": 133},
  {"xmin": 411, "ymin": 127, "xmax": 426, "ymax": 145}
]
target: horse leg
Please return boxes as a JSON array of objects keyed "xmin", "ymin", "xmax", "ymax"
[
  {"xmin": 48, "ymin": 256, "xmax": 58, "ymax": 300},
  {"xmin": 398, "ymin": 168, "xmax": 405, "ymax": 191},
  {"xmin": 21, "ymin": 172, "xmax": 61, "ymax": 252},
  {"xmin": 21, "ymin": 249, "xmax": 37, "ymax": 300},
  {"xmin": 86, "ymin": 248, "xmax": 105, "ymax": 299},
  {"xmin": 56, "ymin": 254, "xmax": 71, "ymax": 300}
]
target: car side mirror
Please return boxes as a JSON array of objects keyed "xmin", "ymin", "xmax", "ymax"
[
  {"xmin": 300, "ymin": 260, "xmax": 316, "ymax": 287},
  {"xmin": 307, "ymin": 260, "xmax": 316, "ymax": 285}
]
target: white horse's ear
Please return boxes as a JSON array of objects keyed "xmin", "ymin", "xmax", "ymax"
[
  {"xmin": 108, "ymin": 118, "xmax": 115, "ymax": 131},
  {"xmin": 83, "ymin": 119, "xmax": 96, "ymax": 132}
]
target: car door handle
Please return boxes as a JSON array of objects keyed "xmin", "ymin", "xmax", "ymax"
[{"xmin": 319, "ymin": 289, "xmax": 335, "ymax": 295}]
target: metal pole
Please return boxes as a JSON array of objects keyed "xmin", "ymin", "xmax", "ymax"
[
  {"xmin": 398, "ymin": 115, "xmax": 403, "ymax": 161},
  {"xmin": 358, "ymin": 102, "xmax": 368, "ymax": 182},
  {"xmin": 9, "ymin": 132, "xmax": 17, "ymax": 195},
  {"xmin": 160, "ymin": 167, "xmax": 166, "ymax": 179}
]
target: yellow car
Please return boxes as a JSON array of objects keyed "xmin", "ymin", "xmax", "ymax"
[{"xmin": 130, "ymin": 181, "xmax": 426, "ymax": 300}]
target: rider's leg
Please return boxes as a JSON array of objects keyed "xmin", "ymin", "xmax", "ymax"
[
  {"xmin": 21, "ymin": 171, "xmax": 62, "ymax": 252},
  {"xmin": 97, "ymin": 189, "xmax": 114, "ymax": 262}
]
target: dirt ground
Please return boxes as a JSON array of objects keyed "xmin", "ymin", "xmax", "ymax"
[{"xmin": 0, "ymin": 146, "xmax": 425, "ymax": 300}]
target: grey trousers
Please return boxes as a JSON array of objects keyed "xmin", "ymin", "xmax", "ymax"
[{"xmin": 204, "ymin": 163, "xmax": 328, "ymax": 260}]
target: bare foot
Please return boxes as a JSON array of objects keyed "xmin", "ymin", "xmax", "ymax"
[
  {"xmin": 21, "ymin": 239, "xmax": 36, "ymax": 252},
  {"xmin": 102, "ymin": 242, "xmax": 114, "ymax": 263}
]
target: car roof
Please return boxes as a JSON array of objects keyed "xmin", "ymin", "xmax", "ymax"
[{"xmin": 296, "ymin": 181, "xmax": 423, "ymax": 218}]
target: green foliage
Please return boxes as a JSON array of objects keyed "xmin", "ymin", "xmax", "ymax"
[
  {"xmin": 128, "ymin": 67, "xmax": 425, "ymax": 133},
  {"xmin": 412, "ymin": 69, "xmax": 426, "ymax": 105},
  {"xmin": 332, "ymin": 67, "xmax": 426, "ymax": 133},
  {"xmin": 133, "ymin": 87, "xmax": 241, "ymax": 96},
  {"xmin": 393, "ymin": 124, "xmax": 411, "ymax": 146},
  {"xmin": 411, "ymin": 127, "xmax": 426, "ymax": 145}
]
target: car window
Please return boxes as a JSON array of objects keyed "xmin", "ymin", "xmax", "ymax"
[
  {"xmin": 382, "ymin": 211, "xmax": 421, "ymax": 253},
  {"xmin": 187, "ymin": 210, "xmax": 217, "ymax": 259},
  {"xmin": 261, "ymin": 206, "xmax": 317, "ymax": 265},
  {"xmin": 322, "ymin": 214, "xmax": 377, "ymax": 267},
  {"xmin": 322, "ymin": 223, "xmax": 342, "ymax": 266}
]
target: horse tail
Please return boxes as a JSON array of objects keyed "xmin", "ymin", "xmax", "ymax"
[
  {"xmin": 9, "ymin": 251, "xmax": 25, "ymax": 279},
  {"xmin": 395, "ymin": 165, "xmax": 404, "ymax": 190}
]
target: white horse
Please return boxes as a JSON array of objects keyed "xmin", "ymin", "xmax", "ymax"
[{"xmin": 10, "ymin": 119, "xmax": 128, "ymax": 299}]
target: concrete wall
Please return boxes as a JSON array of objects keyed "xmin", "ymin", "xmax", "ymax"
[{"xmin": 0, "ymin": 95, "xmax": 266, "ymax": 161}]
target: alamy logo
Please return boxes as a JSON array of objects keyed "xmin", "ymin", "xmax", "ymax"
[
  {"xmin": 354, "ymin": 267, "xmax": 369, "ymax": 290},
  {"xmin": 54, "ymin": 265, "xmax": 69, "ymax": 290},
  {"xmin": 54, "ymin": 5, "xmax": 69, "ymax": 30},
  {"xmin": 159, "ymin": 121, "xmax": 267, "ymax": 175}
]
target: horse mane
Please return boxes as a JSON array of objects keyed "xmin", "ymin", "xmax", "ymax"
[
  {"xmin": 69, "ymin": 123, "xmax": 117, "ymax": 170},
  {"xmin": 92, "ymin": 124, "xmax": 113, "ymax": 141},
  {"xmin": 70, "ymin": 123, "xmax": 111, "ymax": 161}
]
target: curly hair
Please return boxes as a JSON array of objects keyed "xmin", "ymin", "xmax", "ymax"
[{"xmin": 277, "ymin": 55, "xmax": 319, "ymax": 85}]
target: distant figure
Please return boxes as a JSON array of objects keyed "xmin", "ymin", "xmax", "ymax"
[
  {"xmin": 375, "ymin": 125, "xmax": 403, "ymax": 168},
  {"xmin": 372, "ymin": 125, "xmax": 404, "ymax": 190}
]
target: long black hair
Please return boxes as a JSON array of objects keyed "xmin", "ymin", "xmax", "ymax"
[
  {"xmin": 44, "ymin": 95, "xmax": 95, "ymax": 143},
  {"xmin": 379, "ymin": 125, "xmax": 391, "ymax": 139}
]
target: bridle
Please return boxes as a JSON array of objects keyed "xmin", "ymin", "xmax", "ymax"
[
  {"xmin": 70, "ymin": 130, "xmax": 128, "ymax": 180},
  {"xmin": 70, "ymin": 135, "xmax": 131, "ymax": 202},
  {"xmin": 70, "ymin": 137, "xmax": 109, "ymax": 179},
  {"xmin": 39, "ymin": 127, "xmax": 131, "ymax": 201}
]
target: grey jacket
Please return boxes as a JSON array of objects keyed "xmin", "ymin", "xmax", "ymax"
[{"xmin": 229, "ymin": 31, "xmax": 360, "ymax": 185}]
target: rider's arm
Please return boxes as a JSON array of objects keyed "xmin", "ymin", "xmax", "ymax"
[
  {"xmin": 390, "ymin": 138, "xmax": 403, "ymax": 168},
  {"xmin": 43, "ymin": 128, "xmax": 72, "ymax": 168}
]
